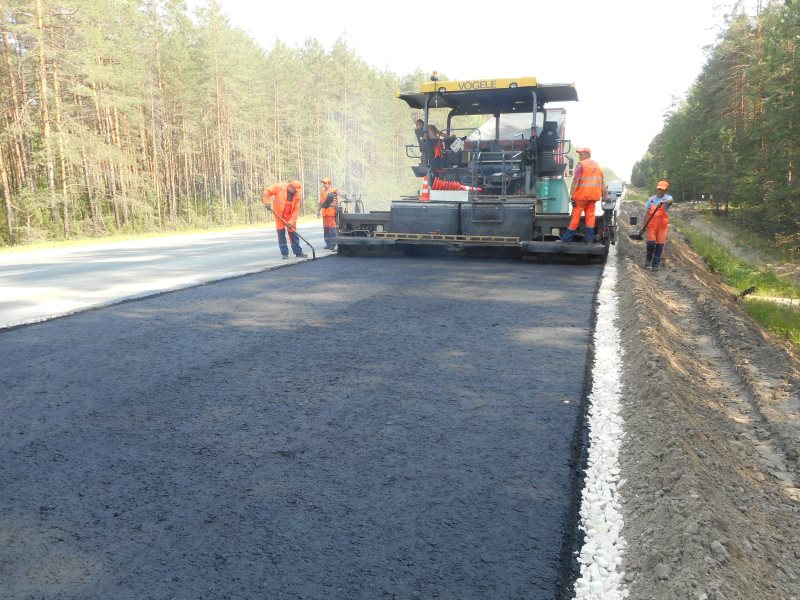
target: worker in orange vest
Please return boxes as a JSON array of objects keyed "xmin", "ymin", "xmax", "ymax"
[
  {"xmin": 561, "ymin": 147, "xmax": 605, "ymax": 243},
  {"xmin": 644, "ymin": 180, "xmax": 674, "ymax": 271},
  {"xmin": 426, "ymin": 124, "xmax": 446, "ymax": 170},
  {"xmin": 262, "ymin": 180, "xmax": 307, "ymax": 259},
  {"xmin": 317, "ymin": 177, "xmax": 340, "ymax": 251}
]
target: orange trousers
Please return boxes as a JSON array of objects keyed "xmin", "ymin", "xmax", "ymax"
[
  {"xmin": 647, "ymin": 214, "xmax": 669, "ymax": 244},
  {"xmin": 568, "ymin": 198, "xmax": 597, "ymax": 229}
]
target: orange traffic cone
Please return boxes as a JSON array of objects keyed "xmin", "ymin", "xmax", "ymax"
[
  {"xmin": 420, "ymin": 176, "xmax": 431, "ymax": 201},
  {"xmin": 431, "ymin": 177, "xmax": 482, "ymax": 193},
  {"xmin": 432, "ymin": 177, "xmax": 460, "ymax": 191}
]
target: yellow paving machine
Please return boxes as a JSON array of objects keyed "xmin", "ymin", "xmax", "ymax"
[{"xmin": 335, "ymin": 75, "xmax": 617, "ymax": 261}]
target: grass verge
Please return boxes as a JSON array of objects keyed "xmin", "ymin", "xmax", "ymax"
[
  {"xmin": 744, "ymin": 300, "xmax": 800, "ymax": 349},
  {"xmin": 692, "ymin": 207, "xmax": 800, "ymax": 263},
  {"xmin": 676, "ymin": 220, "xmax": 800, "ymax": 351}
]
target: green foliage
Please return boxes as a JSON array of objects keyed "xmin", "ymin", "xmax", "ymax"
[
  {"xmin": 678, "ymin": 221, "xmax": 800, "ymax": 351},
  {"xmin": 698, "ymin": 208, "xmax": 800, "ymax": 262},
  {"xmin": 631, "ymin": 1, "xmax": 800, "ymax": 235},
  {"xmin": 678, "ymin": 221, "xmax": 800, "ymax": 298},
  {"xmin": 0, "ymin": 0, "xmax": 426, "ymax": 246},
  {"xmin": 744, "ymin": 300, "xmax": 800, "ymax": 350}
]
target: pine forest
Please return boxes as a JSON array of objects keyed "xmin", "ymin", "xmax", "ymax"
[
  {"xmin": 1, "ymin": 0, "xmax": 799, "ymax": 250},
  {"xmin": 631, "ymin": 1, "xmax": 800, "ymax": 252},
  {"xmin": 0, "ymin": 0, "xmax": 425, "ymax": 246}
]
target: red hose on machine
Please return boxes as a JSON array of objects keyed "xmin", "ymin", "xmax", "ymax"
[{"xmin": 431, "ymin": 177, "xmax": 483, "ymax": 193}]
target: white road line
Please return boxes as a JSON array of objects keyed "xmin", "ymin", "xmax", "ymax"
[{"xmin": 573, "ymin": 243, "xmax": 628, "ymax": 599}]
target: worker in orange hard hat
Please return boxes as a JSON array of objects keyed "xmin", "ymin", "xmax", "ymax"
[
  {"xmin": 561, "ymin": 147, "xmax": 604, "ymax": 243},
  {"xmin": 317, "ymin": 177, "xmax": 341, "ymax": 251},
  {"xmin": 262, "ymin": 180, "xmax": 307, "ymax": 259},
  {"xmin": 643, "ymin": 180, "xmax": 674, "ymax": 271}
]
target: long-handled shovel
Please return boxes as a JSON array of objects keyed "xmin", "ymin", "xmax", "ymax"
[
  {"xmin": 629, "ymin": 202, "xmax": 663, "ymax": 240},
  {"xmin": 264, "ymin": 205, "xmax": 316, "ymax": 260}
]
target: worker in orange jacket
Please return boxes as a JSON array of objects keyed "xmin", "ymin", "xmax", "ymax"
[
  {"xmin": 317, "ymin": 177, "xmax": 340, "ymax": 250},
  {"xmin": 644, "ymin": 180, "xmax": 674, "ymax": 271},
  {"xmin": 262, "ymin": 180, "xmax": 307, "ymax": 259},
  {"xmin": 562, "ymin": 147, "xmax": 605, "ymax": 243}
]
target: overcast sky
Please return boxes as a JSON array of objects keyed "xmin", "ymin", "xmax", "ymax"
[{"xmin": 188, "ymin": 0, "xmax": 755, "ymax": 180}]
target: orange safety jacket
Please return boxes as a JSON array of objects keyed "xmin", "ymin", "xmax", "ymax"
[
  {"xmin": 263, "ymin": 181, "xmax": 302, "ymax": 230},
  {"xmin": 646, "ymin": 195, "xmax": 671, "ymax": 222},
  {"xmin": 646, "ymin": 204, "xmax": 669, "ymax": 244},
  {"xmin": 647, "ymin": 203, "xmax": 669, "ymax": 222},
  {"xmin": 646, "ymin": 196, "xmax": 670, "ymax": 243},
  {"xmin": 572, "ymin": 158, "xmax": 604, "ymax": 202},
  {"xmin": 319, "ymin": 187, "xmax": 339, "ymax": 226}
]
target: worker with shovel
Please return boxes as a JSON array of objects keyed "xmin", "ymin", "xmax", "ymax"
[
  {"xmin": 644, "ymin": 180, "xmax": 674, "ymax": 271},
  {"xmin": 317, "ymin": 177, "xmax": 340, "ymax": 251},
  {"xmin": 263, "ymin": 180, "xmax": 308, "ymax": 259}
]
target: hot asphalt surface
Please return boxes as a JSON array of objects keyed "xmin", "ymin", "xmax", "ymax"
[{"xmin": 0, "ymin": 256, "xmax": 602, "ymax": 599}]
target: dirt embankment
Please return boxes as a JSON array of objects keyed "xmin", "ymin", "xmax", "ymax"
[
  {"xmin": 674, "ymin": 207, "xmax": 800, "ymax": 287},
  {"xmin": 614, "ymin": 206, "xmax": 800, "ymax": 599}
]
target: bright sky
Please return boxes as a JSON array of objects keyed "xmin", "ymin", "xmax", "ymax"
[{"xmin": 191, "ymin": 0, "xmax": 749, "ymax": 181}]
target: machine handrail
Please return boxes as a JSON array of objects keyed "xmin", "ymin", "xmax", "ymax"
[
  {"xmin": 404, "ymin": 144, "xmax": 422, "ymax": 159},
  {"xmin": 442, "ymin": 126, "xmax": 480, "ymax": 140},
  {"xmin": 472, "ymin": 149, "xmax": 525, "ymax": 195}
]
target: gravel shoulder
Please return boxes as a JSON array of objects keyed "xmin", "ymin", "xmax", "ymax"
[{"xmin": 615, "ymin": 205, "xmax": 800, "ymax": 599}]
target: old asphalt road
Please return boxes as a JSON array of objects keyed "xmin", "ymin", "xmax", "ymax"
[
  {"xmin": 0, "ymin": 255, "xmax": 602, "ymax": 599},
  {"xmin": 0, "ymin": 225, "xmax": 326, "ymax": 329}
]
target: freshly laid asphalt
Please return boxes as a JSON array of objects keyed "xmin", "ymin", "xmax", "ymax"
[{"xmin": 0, "ymin": 255, "xmax": 602, "ymax": 599}]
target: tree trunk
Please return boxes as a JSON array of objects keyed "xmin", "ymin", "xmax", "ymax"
[
  {"xmin": 273, "ymin": 73, "xmax": 281, "ymax": 183},
  {"xmin": 342, "ymin": 60, "xmax": 348, "ymax": 189},
  {"xmin": 0, "ymin": 143, "xmax": 14, "ymax": 243},
  {"xmin": 111, "ymin": 106, "xmax": 130, "ymax": 226},
  {"xmin": 74, "ymin": 91, "xmax": 103, "ymax": 234},
  {"xmin": 35, "ymin": 0, "xmax": 59, "ymax": 227},
  {"xmin": 49, "ymin": 25, "xmax": 70, "ymax": 237},
  {"xmin": 214, "ymin": 59, "xmax": 227, "ymax": 224},
  {"xmin": 1, "ymin": 22, "xmax": 29, "ymax": 192},
  {"xmin": 80, "ymin": 141, "xmax": 100, "ymax": 233}
]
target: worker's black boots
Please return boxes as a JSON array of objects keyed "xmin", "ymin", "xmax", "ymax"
[
  {"xmin": 323, "ymin": 227, "xmax": 338, "ymax": 250},
  {"xmin": 560, "ymin": 228, "xmax": 577, "ymax": 242},
  {"xmin": 651, "ymin": 243, "xmax": 665, "ymax": 271},
  {"xmin": 645, "ymin": 242, "xmax": 665, "ymax": 270},
  {"xmin": 644, "ymin": 241, "xmax": 656, "ymax": 268}
]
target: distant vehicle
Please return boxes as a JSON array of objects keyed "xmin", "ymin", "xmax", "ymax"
[{"xmin": 607, "ymin": 180, "xmax": 624, "ymax": 198}]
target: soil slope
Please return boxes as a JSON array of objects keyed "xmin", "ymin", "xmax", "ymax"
[{"xmin": 615, "ymin": 205, "xmax": 800, "ymax": 599}]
